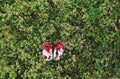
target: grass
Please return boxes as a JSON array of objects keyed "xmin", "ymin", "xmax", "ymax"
[{"xmin": 0, "ymin": 0, "xmax": 120, "ymax": 79}]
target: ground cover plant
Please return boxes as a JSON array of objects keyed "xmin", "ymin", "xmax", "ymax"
[{"xmin": 0, "ymin": 0, "xmax": 120, "ymax": 79}]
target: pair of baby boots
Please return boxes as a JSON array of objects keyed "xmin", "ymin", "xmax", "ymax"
[{"xmin": 42, "ymin": 42, "xmax": 64, "ymax": 61}]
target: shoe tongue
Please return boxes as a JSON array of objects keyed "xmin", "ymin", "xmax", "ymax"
[
  {"xmin": 55, "ymin": 42, "xmax": 64, "ymax": 50},
  {"xmin": 42, "ymin": 43, "xmax": 51, "ymax": 53},
  {"xmin": 45, "ymin": 46, "xmax": 51, "ymax": 53}
]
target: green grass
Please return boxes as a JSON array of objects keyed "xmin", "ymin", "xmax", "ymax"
[{"xmin": 0, "ymin": 0, "xmax": 120, "ymax": 79}]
